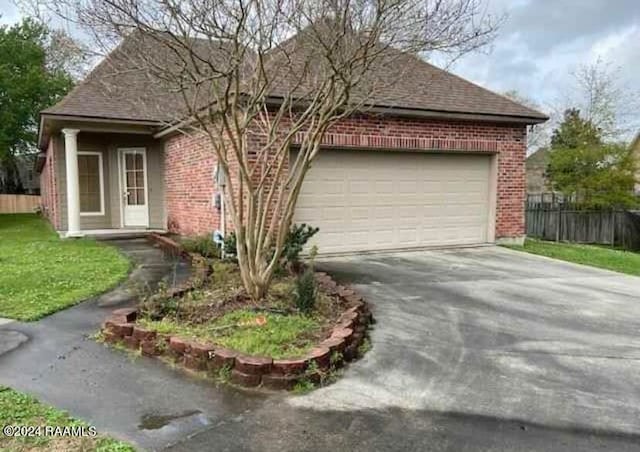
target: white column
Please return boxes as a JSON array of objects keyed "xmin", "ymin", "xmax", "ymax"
[{"xmin": 62, "ymin": 128, "xmax": 81, "ymax": 237}]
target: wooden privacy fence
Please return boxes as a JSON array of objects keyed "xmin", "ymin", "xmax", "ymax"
[
  {"xmin": 526, "ymin": 205, "xmax": 640, "ymax": 251},
  {"xmin": 0, "ymin": 194, "xmax": 41, "ymax": 214}
]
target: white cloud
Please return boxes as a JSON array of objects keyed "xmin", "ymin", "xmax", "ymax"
[{"xmin": 446, "ymin": 0, "xmax": 640, "ymax": 138}]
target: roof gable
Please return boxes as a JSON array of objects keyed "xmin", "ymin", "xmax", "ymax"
[{"xmin": 42, "ymin": 32, "xmax": 548, "ymax": 126}]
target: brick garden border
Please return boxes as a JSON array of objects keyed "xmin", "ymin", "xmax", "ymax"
[{"xmin": 102, "ymin": 234, "xmax": 374, "ymax": 390}]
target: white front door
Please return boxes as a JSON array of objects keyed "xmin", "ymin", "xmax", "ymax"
[{"xmin": 120, "ymin": 148, "xmax": 149, "ymax": 227}]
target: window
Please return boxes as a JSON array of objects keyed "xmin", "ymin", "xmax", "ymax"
[
  {"xmin": 78, "ymin": 152, "xmax": 104, "ymax": 215},
  {"xmin": 124, "ymin": 152, "xmax": 146, "ymax": 205}
]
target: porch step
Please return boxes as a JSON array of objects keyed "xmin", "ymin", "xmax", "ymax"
[{"xmin": 84, "ymin": 229, "xmax": 168, "ymax": 241}]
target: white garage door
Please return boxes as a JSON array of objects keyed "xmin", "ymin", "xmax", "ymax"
[{"xmin": 293, "ymin": 149, "xmax": 493, "ymax": 254}]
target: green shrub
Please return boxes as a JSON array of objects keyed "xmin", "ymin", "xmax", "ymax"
[
  {"xmin": 223, "ymin": 224, "xmax": 318, "ymax": 269},
  {"xmin": 223, "ymin": 232, "xmax": 237, "ymax": 258},
  {"xmin": 294, "ymin": 268, "xmax": 316, "ymax": 314},
  {"xmin": 283, "ymin": 224, "xmax": 319, "ymax": 266},
  {"xmin": 138, "ymin": 283, "xmax": 178, "ymax": 320},
  {"xmin": 182, "ymin": 235, "xmax": 220, "ymax": 259}
]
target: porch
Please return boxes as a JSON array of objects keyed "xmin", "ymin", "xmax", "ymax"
[
  {"xmin": 39, "ymin": 118, "xmax": 167, "ymax": 237},
  {"xmin": 57, "ymin": 228, "xmax": 167, "ymax": 240}
]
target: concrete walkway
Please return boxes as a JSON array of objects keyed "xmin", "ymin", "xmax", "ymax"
[{"xmin": 2, "ymin": 244, "xmax": 640, "ymax": 451}]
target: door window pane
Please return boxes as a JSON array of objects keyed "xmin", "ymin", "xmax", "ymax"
[
  {"xmin": 78, "ymin": 154, "xmax": 102, "ymax": 213},
  {"xmin": 124, "ymin": 152, "xmax": 145, "ymax": 206},
  {"xmin": 127, "ymin": 189, "xmax": 137, "ymax": 205},
  {"xmin": 126, "ymin": 171, "xmax": 136, "ymax": 188}
]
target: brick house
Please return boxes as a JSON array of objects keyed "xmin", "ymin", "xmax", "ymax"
[
  {"xmin": 37, "ymin": 33, "xmax": 547, "ymax": 253},
  {"xmin": 526, "ymin": 147, "xmax": 549, "ymax": 194}
]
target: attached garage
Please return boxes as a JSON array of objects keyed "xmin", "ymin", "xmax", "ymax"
[{"xmin": 293, "ymin": 149, "xmax": 496, "ymax": 254}]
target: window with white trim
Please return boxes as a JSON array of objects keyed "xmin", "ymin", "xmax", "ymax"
[{"xmin": 78, "ymin": 152, "xmax": 104, "ymax": 215}]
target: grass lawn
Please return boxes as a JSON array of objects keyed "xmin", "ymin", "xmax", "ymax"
[
  {"xmin": 140, "ymin": 309, "xmax": 321, "ymax": 359},
  {"xmin": 505, "ymin": 239, "xmax": 640, "ymax": 277},
  {"xmin": 0, "ymin": 386, "xmax": 134, "ymax": 451},
  {"xmin": 0, "ymin": 214, "xmax": 130, "ymax": 321}
]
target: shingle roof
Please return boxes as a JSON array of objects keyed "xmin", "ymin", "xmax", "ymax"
[
  {"xmin": 363, "ymin": 51, "xmax": 547, "ymax": 119},
  {"xmin": 42, "ymin": 32, "xmax": 548, "ymax": 125},
  {"xmin": 41, "ymin": 34, "xmax": 184, "ymax": 122}
]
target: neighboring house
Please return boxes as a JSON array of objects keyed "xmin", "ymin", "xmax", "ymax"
[
  {"xmin": 526, "ymin": 147, "xmax": 549, "ymax": 194},
  {"xmin": 37, "ymin": 33, "xmax": 547, "ymax": 252},
  {"xmin": 16, "ymin": 154, "xmax": 40, "ymax": 195},
  {"xmin": 0, "ymin": 154, "xmax": 40, "ymax": 195}
]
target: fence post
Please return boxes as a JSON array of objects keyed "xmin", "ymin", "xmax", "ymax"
[{"xmin": 555, "ymin": 205, "xmax": 561, "ymax": 242}]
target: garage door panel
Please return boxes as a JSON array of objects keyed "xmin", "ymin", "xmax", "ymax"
[{"xmin": 293, "ymin": 149, "xmax": 492, "ymax": 254}]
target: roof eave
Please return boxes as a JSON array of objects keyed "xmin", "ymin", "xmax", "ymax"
[
  {"xmin": 38, "ymin": 113, "xmax": 164, "ymax": 150},
  {"xmin": 40, "ymin": 112, "xmax": 163, "ymax": 126},
  {"xmin": 153, "ymin": 99, "xmax": 548, "ymax": 140},
  {"xmin": 34, "ymin": 152, "xmax": 46, "ymax": 174},
  {"xmin": 261, "ymin": 96, "xmax": 549, "ymax": 124},
  {"xmin": 363, "ymin": 104, "xmax": 549, "ymax": 125}
]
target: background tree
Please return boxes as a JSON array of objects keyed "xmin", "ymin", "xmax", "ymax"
[
  {"xmin": 45, "ymin": 0, "xmax": 500, "ymax": 300},
  {"xmin": 550, "ymin": 108, "xmax": 602, "ymax": 149},
  {"xmin": 568, "ymin": 58, "xmax": 640, "ymax": 140},
  {"xmin": 547, "ymin": 109, "xmax": 637, "ymax": 208},
  {"xmin": 0, "ymin": 18, "xmax": 83, "ymax": 192}
]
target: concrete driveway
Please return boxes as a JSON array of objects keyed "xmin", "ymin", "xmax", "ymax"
[
  {"xmin": 304, "ymin": 247, "xmax": 640, "ymax": 432},
  {"xmin": 171, "ymin": 246, "xmax": 640, "ymax": 451}
]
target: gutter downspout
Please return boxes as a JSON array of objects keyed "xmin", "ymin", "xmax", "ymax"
[{"xmin": 220, "ymin": 187, "xmax": 226, "ymax": 259}]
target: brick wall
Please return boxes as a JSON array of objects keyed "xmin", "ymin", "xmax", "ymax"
[
  {"xmin": 164, "ymin": 132, "xmax": 221, "ymax": 236},
  {"xmin": 296, "ymin": 115, "xmax": 527, "ymax": 239},
  {"xmin": 40, "ymin": 138, "xmax": 60, "ymax": 230},
  {"xmin": 163, "ymin": 114, "xmax": 527, "ymax": 239}
]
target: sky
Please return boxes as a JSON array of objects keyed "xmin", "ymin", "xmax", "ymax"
[
  {"xmin": 1, "ymin": 0, "xmax": 639, "ymax": 137},
  {"xmin": 447, "ymin": 0, "xmax": 640, "ymax": 122}
]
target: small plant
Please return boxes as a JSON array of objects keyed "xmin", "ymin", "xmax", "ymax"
[
  {"xmin": 294, "ymin": 268, "xmax": 316, "ymax": 314},
  {"xmin": 216, "ymin": 364, "xmax": 232, "ymax": 383},
  {"xmin": 182, "ymin": 235, "xmax": 221, "ymax": 259},
  {"xmin": 138, "ymin": 281, "xmax": 179, "ymax": 321},
  {"xmin": 358, "ymin": 338, "xmax": 372, "ymax": 357},
  {"xmin": 223, "ymin": 224, "xmax": 318, "ymax": 271},
  {"xmin": 223, "ymin": 231, "xmax": 238, "ymax": 258},
  {"xmin": 282, "ymin": 224, "xmax": 319, "ymax": 271},
  {"xmin": 155, "ymin": 338, "xmax": 168, "ymax": 354},
  {"xmin": 210, "ymin": 261, "xmax": 241, "ymax": 289},
  {"xmin": 292, "ymin": 379, "xmax": 316, "ymax": 394},
  {"xmin": 292, "ymin": 360, "xmax": 319, "ymax": 393}
]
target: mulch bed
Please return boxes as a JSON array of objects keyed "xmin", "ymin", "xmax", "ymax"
[{"xmin": 100, "ymin": 234, "xmax": 374, "ymax": 391}]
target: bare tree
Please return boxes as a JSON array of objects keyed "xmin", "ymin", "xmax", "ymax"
[
  {"xmin": 43, "ymin": 0, "xmax": 499, "ymax": 300},
  {"xmin": 569, "ymin": 57, "xmax": 640, "ymax": 140}
]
